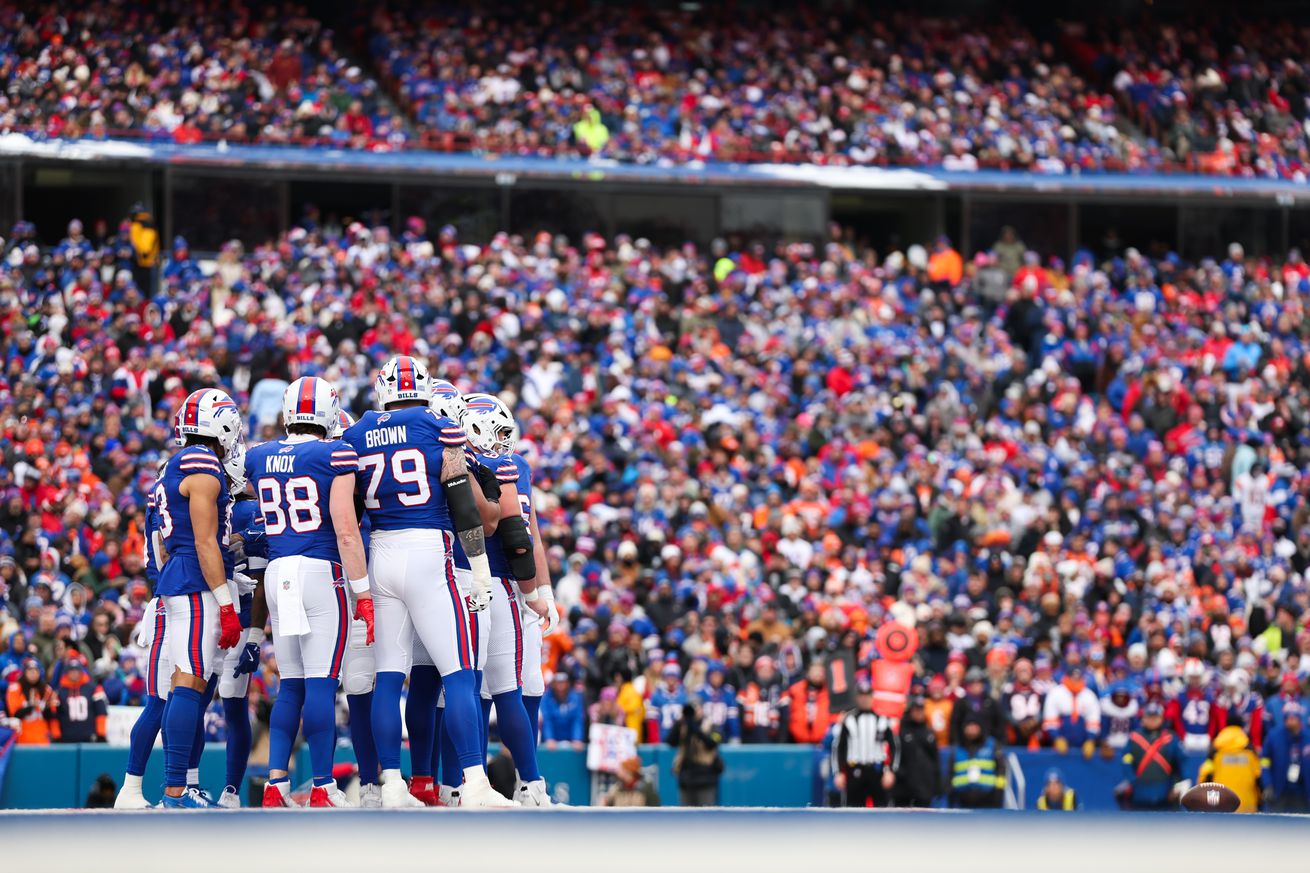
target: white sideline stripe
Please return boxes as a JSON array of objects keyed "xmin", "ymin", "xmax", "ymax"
[{"xmin": 0, "ymin": 808, "xmax": 1303, "ymax": 872}]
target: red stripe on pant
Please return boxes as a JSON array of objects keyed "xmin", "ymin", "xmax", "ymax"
[
  {"xmin": 328, "ymin": 583, "xmax": 349, "ymax": 680},
  {"xmin": 147, "ymin": 606, "xmax": 165, "ymax": 696},
  {"xmin": 443, "ymin": 531, "xmax": 471, "ymax": 670},
  {"xmin": 468, "ymin": 611, "xmax": 480, "ymax": 670},
  {"xmin": 188, "ymin": 592, "xmax": 203, "ymax": 676},
  {"xmin": 501, "ymin": 578, "xmax": 524, "ymax": 687}
]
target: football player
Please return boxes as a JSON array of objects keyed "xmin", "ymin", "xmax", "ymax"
[
  {"xmin": 406, "ymin": 381, "xmax": 487, "ymax": 806},
  {"xmin": 249, "ymin": 377, "xmax": 373, "ymax": 808},
  {"xmin": 156, "ymin": 389, "xmax": 244, "ymax": 808},
  {"xmin": 114, "ymin": 458, "xmax": 170, "ymax": 809},
  {"xmin": 342, "ymin": 357, "xmax": 513, "ymax": 807},
  {"xmin": 463, "ymin": 393, "xmax": 554, "ymax": 806},
  {"xmin": 332, "ymin": 409, "xmax": 383, "ymax": 808},
  {"xmin": 215, "ymin": 441, "xmax": 265, "ymax": 808}
]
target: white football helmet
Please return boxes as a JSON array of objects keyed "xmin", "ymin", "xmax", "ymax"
[
  {"xmin": 175, "ymin": 388, "xmax": 242, "ymax": 456},
  {"xmin": 462, "ymin": 393, "xmax": 517, "ymax": 457},
  {"xmin": 330, "ymin": 409, "xmax": 356, "ymax": 440},
  {"xmin": 282, "ymin": 376, "xmax": 341, "ymax": 435},
  {"xmin": 374, "ymin": 355, "xmax": 432, "ymax": 407},
  {"xmin": 430, "ymin": 379, "xmax": 466, "ymax": 423},
  {"xmin": 223, "ymin": 441, "xmax": 247, "ymax": 496}
]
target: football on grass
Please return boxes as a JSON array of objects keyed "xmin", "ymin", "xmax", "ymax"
[{"xmin": 1179, "ymin": 782, "xmax": 1241, "ymax": 813}]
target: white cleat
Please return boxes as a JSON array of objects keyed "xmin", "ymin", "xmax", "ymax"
[
  {"xmin": 216, "ymin": 787, "xmax": 242, "ymax": 809},
  {"xmin": 379, "ymin": 771, "xmax": 425, "ymax": 808},
  {"xmin": 460, "ymin": 778, "xmax": 519, "ymax": 809},
  {"xmin": 516, "ymin": 779, "xmax": 555, "ymax": 807},
  {"xmin": 113, "ymin": 784, "xmax": 152, "ymax": 810},
  {"xmin": 439, "ymin": 786, "xmax": 459, "ymax": 807},
  {"xmin": 359, "ymin": 784, "xmax": 383, "ymax": 808},
  {"xmin": 327, "ymin": 784, "xmax": 355, "ymax": 808}
]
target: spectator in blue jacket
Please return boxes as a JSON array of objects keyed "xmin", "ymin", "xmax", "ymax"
[
  {"xmin": 540, "ymin": 672, "xmax": 585, "ymax": 750},
  {"xmin": 697, "ymin": 662, "xmax": 741, "ymax": 744},
  {"xmin": 1262, "ymin": 703, "xmax": 1310, "ymax": 813}
]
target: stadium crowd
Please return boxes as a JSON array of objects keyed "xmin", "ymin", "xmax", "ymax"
[
  {"xmin": 1, "ymin": 2, "xmax": 1309, "ymax": 178},
  {"xmin": 1, "ymin": 203, "xmax": 1310, "ymax": 803},
  {"xmin": 0, "ymin": 1, "xmax": 407, "ymax": 149}
]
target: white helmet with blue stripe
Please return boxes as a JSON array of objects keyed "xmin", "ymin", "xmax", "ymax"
[
  {"xmin": 174, "ymin": 388, "xmax": 242, "ymax": 456},
  {"xmin": 461, "ymin": 392, "xmax": 517, "ymax": 457},
  {"xmin": 430, "ymin": 379, "xmax": 467, "ymax": 423},
  {"xmin": 223, "ymin": 440, "xmax": 247, "ymax": 495}
]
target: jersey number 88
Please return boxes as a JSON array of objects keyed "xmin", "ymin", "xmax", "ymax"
[{"xmin": 258, "ymin": 477, "xmax": 323, "ymax": 534}]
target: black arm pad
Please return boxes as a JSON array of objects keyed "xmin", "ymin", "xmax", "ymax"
[
  {"xmin": 442, "ymin": 475, "xmax": 483, "ymax": 532},
  {"xmin": 472, "ymin": 463, "xmax": 502, "ymax": 501},
  {"xmin": 497, "ymin": 513, "xmax": 537, "ymax": 582}
]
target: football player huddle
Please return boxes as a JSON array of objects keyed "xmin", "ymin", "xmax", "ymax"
[{"xmin": 114, "ymin": 355, "xmax": 558, "ymax": 809}]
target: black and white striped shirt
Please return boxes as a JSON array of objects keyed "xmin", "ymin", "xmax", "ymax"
[{"xmin": 835, "ymin": 711, "xmax": 901, "ymax": 770}]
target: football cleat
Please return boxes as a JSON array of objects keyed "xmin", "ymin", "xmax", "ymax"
[
  {"xmin": 327, "ymin": 784, "xmax": 355, "ymax": 808},
  {"xmin": 460, "ymin": 778, "xmax": 519, "ymax": 808},
  {"xmin": 409, "ymin": 776, "xmax": 439, "ymax": 807},
  {"xmin": 308, "ymin": 787, "xmax": 333, "ymax": 808},
  {"xmin": 359, "ymin": 783, "xmax": 383, "ymax": 808},
  {"xmin": 380, "ymin": 771, "xmax": 425, "ymax": 808},
  {"xmin": 516, "ymin": 779, "xmax": 554, "ymax": 808},
  {"xmin": 113, "ymin": 784, "xmax": 151, "ymax": 810},
  {"xmin": 262, "ymin": 781, "xmax": 298, "ymax": 808},
  {"xmin": 216, "ymin": 786, "xmax": 242, "ymax": 809},
  {"xmin": 161, "ymin": 787, "xmax": 215, "ymax": 809}
]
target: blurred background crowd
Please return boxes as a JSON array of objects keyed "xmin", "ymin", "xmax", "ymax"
[
  {"xmin": 1, "ymin": 1, "xmax": 1309, "ymax": 176},
  {"xmin": 0, "ymin": 195, "xmax": 1309, "ymax": 808}
]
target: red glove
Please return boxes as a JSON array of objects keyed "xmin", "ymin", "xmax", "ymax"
[
  {"xmin": 355, "ymin": 597, "xmax": 375, "ymax": 646},
  {"xmin": 218, "ymin": 603, "xmax": 243, "ymax": 649}
]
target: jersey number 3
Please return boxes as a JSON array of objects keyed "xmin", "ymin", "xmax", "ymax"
[
  {"xmin": 359, "ymin": 449, "xmax": 431, "ymax": 509},
  {"xmin": 259, "ymin": 477, "xmax": 324, "ymax": 535}
]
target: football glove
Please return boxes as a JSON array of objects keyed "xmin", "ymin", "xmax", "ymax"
[
  {"xmin": 218, "ymin": 603, "xmax": 243, "ymax": 649},
  {"xmin": 468, "ymin": 576, "xmax": 492, "ymax": 613},
  {"xmin": 540, "ymin": 586, "xmax": 560, "ymax": 635},
  {"xmin": 472, "ymin": 463, "xmax": 502, "ymax": 501},
  {"xmin": 354, "ymin": 597, "xmax": 376, "ymax": 646},
  {"xmin": 234, "ymin": 628, "xmax": 264, "ymax": 677}
]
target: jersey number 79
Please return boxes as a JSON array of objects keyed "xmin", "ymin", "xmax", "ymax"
[{"xmin": 358, "ymin": 449, "xmax": 431, "ymax": 508}]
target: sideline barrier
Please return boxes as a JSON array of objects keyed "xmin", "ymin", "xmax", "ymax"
[{"xmin": 0, "ymin": 743, "xmax": 1209, "ymax": 809}]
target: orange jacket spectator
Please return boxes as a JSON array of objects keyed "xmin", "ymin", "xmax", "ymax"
[
  {"xmin": 924, "ymin": 695, "xmax": 955, "ymax": 747},
  {"xmin": 927, "ymin": 238, "xmax": 963, "ymax": 285},
  {"xmin": 544, "ymin": 628, "xmax": 575, "ymax": 678},
  {"xmin": 6, "ymin": 661, "xmax": 57, "ymax": 746},
  {"xmin": 786, "ymin": 666, "xmax": 836, "ymax": 743}
]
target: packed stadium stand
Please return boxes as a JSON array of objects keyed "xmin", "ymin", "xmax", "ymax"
[
  {"xmin": 1, "ymin": 0, "xmax": 1309, "ymax": 827},
  {"xmin": 0, "ymin": 1, "xmax": 1306, "ymax": 176}
]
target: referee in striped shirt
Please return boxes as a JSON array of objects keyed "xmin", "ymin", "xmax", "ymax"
[{"xmin": 833, "ymin": 676, "xmax": 901, "ymax": 808}]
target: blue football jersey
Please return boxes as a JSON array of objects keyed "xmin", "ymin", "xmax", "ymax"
[
  {"xmin": 245, "ymin": 437, "xmax": 358, "ymax": 563},
  {"xmin": 229, "ymin": 496, "xmax": 267, "ymax": 574},
  {"xmin": 478, "ymin": 452, "xmax": 534, "ymax": 578},
  {"xmin": 156, "ymin": 446, "xmax": 232, "ymax": 596},
  {"xmin": 343, "ymin": 406, "xmax": 465, "ymax": 531}
]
